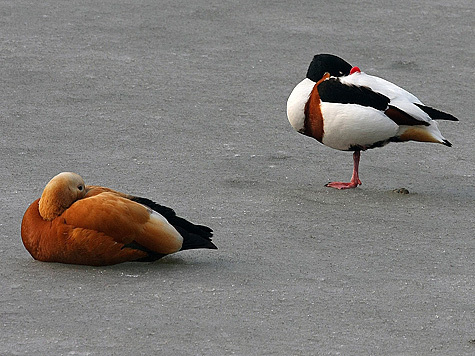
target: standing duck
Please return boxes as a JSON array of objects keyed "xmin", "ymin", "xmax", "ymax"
[
  {"xmin": 21, "ymin": 172, "xmax": 216, "ymax": 265},
  {"xmin": 287, "ymin": 54, "xmax": 458, "ymax": 189}
]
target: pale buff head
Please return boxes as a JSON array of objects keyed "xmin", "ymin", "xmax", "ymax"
[{"xmin": 38, "ymin": 172, "xmax": 87, "ymax": 220}]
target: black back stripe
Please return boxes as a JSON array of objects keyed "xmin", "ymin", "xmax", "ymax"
[{"xmin": 317, "ymin": 78, "xmax": 390, "ymax": 111}]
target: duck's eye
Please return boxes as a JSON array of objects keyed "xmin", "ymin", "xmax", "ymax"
[{"xmin": 78, "ymin": 185, "xmax": 83, "ymax": 191}]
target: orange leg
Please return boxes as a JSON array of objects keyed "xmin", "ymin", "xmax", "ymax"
[{"xmin": 325, "ymin": 151, "xmax": 362, "ymax": 189}]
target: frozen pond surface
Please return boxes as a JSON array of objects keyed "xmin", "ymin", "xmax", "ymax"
[{"xmin": 1, "ymin": 0, "xmax": 474, "ymax": 355}]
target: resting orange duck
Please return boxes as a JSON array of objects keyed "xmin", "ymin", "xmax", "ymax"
[{"xmin": 21, "ymin": 172, "xmax": 217, "ymax": 266}]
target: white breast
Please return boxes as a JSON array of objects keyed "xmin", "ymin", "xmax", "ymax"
[{"xmin": 287, "ymin": 78, "xmax": 315, "ymax": 132}]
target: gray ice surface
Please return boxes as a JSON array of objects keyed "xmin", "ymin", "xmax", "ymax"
[{"xmin": 1, "ymin": 0, "xmax": 474, "ymax": 355}]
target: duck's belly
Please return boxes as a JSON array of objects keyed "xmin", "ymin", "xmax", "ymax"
[{"xmin": 321, "ymin": 102, "xmax": 399, "ymax": 151}]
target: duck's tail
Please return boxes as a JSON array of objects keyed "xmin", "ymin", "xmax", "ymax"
[
  {"xmin": 398, "ymin": 121, "xmax": 453, "ymax": 147},
  {"xmin": 130, "ymin": 196, "xmax": 216, "ymax": 251},
  {"xmin": 178, "ymin": 227, "xmax": 217, "ymax": 251}
]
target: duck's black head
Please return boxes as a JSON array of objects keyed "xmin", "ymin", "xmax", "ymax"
[{"xmin": 306, "ymin": 54, "xmax": 352, "ymax": 81}]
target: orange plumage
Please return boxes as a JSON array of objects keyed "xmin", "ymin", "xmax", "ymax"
[{"xmin": 21, "ymin": 172, "xmax": 216, "ymax": 266}]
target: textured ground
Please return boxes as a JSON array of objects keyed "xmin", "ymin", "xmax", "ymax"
[{"xmin": 1, "ymin": 0, "xmax": 474, "ymax": 355}]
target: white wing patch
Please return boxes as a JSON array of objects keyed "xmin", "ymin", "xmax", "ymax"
[
  {"xmin": 341, "ymin": 72, "xmax": 432, "ymax": 124},
  {"xmin": 321, "ymin": 102, "xmax": 399, "ymax": 151}
]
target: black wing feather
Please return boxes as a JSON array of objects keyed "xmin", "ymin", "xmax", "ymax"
[
  {"xmin": 317, "ymin": 78, "xmax": 390, "ymax": 111},
  {"xmin": 130, "ymin": 196, "xmax": 216, "ymax": 251},
  {"xmin": 415, "ymin": 104, "xmax": 459, "ymax": 121}
]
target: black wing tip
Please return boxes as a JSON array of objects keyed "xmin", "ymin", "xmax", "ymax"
[
  {"xmin": 205, "ymin": 241, "xmax": 218, "ymax": 250},
  {"xmin": 443, "ymin": 139, "xmax": 452, "ymax": 147},
  {"xmin": 415, "ymin": 104, "xmax": 459, "ymax": 122},
  {"xmin": 129, "ymin": 195, "xmax": 217, "ymax": 249},
  {"xmin": 436, "ymin": 114, "xmax": 459, "ymax": 122},
  {"xmin": 131, "ymin": 195, "xmax": 213, "ymax": 234},
  {"xmin": 180, "ymin": 233, "xmax": 218, "ymax": 251},
  {"xmin": 195, "ymin": 224, "xmax": 214, "ymax": 236}
]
